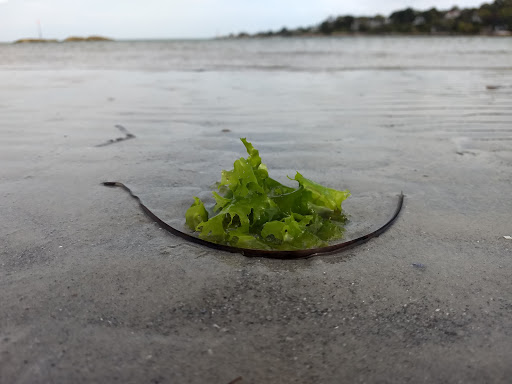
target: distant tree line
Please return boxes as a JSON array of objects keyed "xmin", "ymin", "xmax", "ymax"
[{"xmin": 234, "ymin": 0, "xmax": 512, "ymax": 37}]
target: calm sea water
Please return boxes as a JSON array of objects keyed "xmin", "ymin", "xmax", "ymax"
[
  {"xmin": 0, "ymin": 36, "xmax": 511, "ymax": 71},
  {"xmin": 0, "ymin": 36, "xmax": 511, "ymax": 239},
  {"xmin": 1, "ymin": 36, "xmax": 511, "ymax": 195}
]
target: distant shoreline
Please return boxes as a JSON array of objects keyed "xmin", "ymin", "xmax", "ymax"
[
  {"xmin": 8, "ymin": 34, "xmax": 510, "ymax": 45},
  {"xmin": 13, "ymin": 36, "xmax": 113, "ymax": 44},
  {"xmin": 227, "ymin": 0, "xmax": 512, "ymax": 39},
  {"xmin": 224, "ymin": 31, "xmax": 512, "ymax": 39}
]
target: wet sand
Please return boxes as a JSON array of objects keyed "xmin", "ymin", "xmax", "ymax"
[{"xmin": 1, "ymin": 67, "xmax": 511, "ymax": 383}]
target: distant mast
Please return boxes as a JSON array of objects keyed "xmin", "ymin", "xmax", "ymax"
[{"xmin": 37, "ymin": 20, "xmax": 43, "ymax": 39}]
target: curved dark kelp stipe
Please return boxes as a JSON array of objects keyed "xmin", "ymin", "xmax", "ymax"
[{"xmin": 103, "ymin": 181, "xmax": 404, "ymax": 259}]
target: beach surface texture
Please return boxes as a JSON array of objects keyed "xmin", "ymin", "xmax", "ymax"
[{"xmin": 1, "ymin": 37, "xmax": 511, "ymax": 383}]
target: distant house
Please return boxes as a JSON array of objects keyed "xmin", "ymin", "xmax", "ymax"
[
  {"xmin": 368, "ymin": 18, "xmax": 384, "ymax": 29},
  {"xmin": 413, "ymin": 16, "xmax": 426, "ymax": 26},
  {"xmin": 445, "ymin": 7, "xmax": 461, "ymax": 20},
  {"xmin": 471, "ymin": 13, "xmax": 482, "ymax": 23},
  {"xmin": 494, "ymin": 25, "xmax": 512, "ymax": 35}
]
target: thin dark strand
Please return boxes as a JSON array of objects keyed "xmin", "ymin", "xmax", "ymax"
[
  {"xmin": 95, "ymin": 125, "xmax": 136, "ymax": 147},
  {"xmin": 103, "ymin": 181, "xmax": 404, "ymax": 259}
]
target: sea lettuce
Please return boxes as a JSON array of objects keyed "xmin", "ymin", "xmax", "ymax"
[
  {"xmin": 185, "ymin": 139, "xmax": 350, "ymax": 250},
  {"xmin": 185, "ymin": 197, "xmax": 208, "ymax": 231}
]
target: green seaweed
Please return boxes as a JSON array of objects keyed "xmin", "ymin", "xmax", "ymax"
[{"xmin": 185, "ymin": 139, "xmax": 350, "ymax": 250}]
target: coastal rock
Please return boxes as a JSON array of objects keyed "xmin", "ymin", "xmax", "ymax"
[
  {"xmin": 13, "ymin": 38, "xmax": 59, "ymax": 44},
  {"xmin": 13, "ymin": 36, "xmax": 113, "ymax": 44},
  {"xmin": 63, "ymin": 35, "xmax": 113, "ymax": 42}
]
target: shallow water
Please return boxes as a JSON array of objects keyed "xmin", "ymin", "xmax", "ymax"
[
  {"xmin": 1, "ymin": 36, "xmax": 511, "ymax": 71},
  {"xmin": 1, "ymin": 38, "xmax": 511, "ymax": 208}
]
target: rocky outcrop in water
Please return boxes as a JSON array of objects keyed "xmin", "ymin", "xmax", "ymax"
[{"xmin": 13, "ymin": 36, "xmax": 113, "ymax": 44}]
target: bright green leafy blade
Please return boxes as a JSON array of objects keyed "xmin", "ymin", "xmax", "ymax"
[
  {"xmin": 185, "ymin": 197, "xmax": 208, "ymax": 231},
  {"xmin": 212, "ymin": 191, "xmax": 230, "ymax": 212},
  {"xmin": 294, "ymin": 172, "xmax": 350, "ymax": 214},
  {"xmin": 185, "ymin": 139, "xmax": 350, "ymax": 250}
]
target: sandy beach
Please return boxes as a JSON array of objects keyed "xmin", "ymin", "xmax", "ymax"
[{"xmin": 1, "ymin": 38, "xmax": 511, "ymax": 383}]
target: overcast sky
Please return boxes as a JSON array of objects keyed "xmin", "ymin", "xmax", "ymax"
[{"xmin": 0, "ymin": 0, "xmax": 488, "ymax": 41}]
